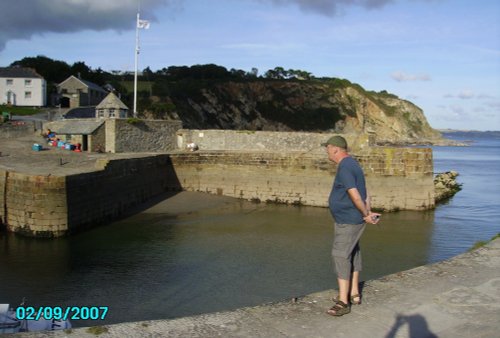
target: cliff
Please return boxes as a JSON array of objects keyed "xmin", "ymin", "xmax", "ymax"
[{"xmin": 143, "ymin": 78, "xmax": 444, "ymax": 145}]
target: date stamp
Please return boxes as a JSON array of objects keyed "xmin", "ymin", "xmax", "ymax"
[{"xmin": 15, "ymin": 306, "xmax": 109, "ymax": 321}]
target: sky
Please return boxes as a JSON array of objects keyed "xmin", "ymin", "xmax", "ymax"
[{"xmin": 0, "ymin": 0, "xmax": 499, "ymax": 131}]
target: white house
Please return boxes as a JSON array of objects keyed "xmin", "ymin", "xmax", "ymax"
[{"xmin": 0, "ymin": 67, "xmax": 46, "ymax": 106}]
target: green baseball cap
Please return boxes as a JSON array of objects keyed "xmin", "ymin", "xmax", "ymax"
[{"xmin": 321, "ymin": 135, "xmax": 347, "ymax": 149}]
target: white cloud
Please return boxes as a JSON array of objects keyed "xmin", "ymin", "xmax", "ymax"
[
  {"xmin": 477, "ymin": 93, "xmax": 496, "ymax": 99},
  {"xmin": 485, "ymin": 101, "xmax": 500, "ymax": 110},
  {"xmin": 457, "ymin": 90, "xmax": 474, "ymax": 99},
  {"xmin": 449, "ymin": 104, "xmax": 466, "ymax": 115},
  {"xmin": 391, "ymin": 71, "xmax": 431, "ymax": 82}
]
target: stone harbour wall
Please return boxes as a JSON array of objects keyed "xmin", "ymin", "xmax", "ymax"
[
  {"xmin": 0, "ymin": 146, "xmax": 434, "ymax": 237},
  {"xmin": 0, "ymin": 155, "xmax": 180, "ymax": 237},
  {"xmin": 168, "ymin": 147, "xmax": 434, "ymax": 211},
  {"xmin": 106, "ymin": 119, "xmax": 183, "ymax": 153},
  {"xmin": 65, "ymin": 155, "xmax": 179, "ymax": 234},
  {"xmin": 176, "ymin": 129, "xmax": 372, "ymax": 153},
  {"xmin": 0, "ymin": 169, "xmax": 68, "ymax": 236},
  {"xmin": 0, "ymin": 121, "xmax": 36, "ymax": 139}
]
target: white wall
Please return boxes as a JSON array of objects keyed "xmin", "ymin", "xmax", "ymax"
[{"xmin": 0, "ymin": 77, "xmax": 46, "ymax": 106}]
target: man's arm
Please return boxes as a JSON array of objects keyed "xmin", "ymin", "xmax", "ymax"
[{"xmin": 347, "ymin": 188, "xmax": 380, "ymax": 224}]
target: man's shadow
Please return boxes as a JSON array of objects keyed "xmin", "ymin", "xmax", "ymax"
[{"xmin": 385, "ymin": 313, "xmax": 438, "ymax": 338}]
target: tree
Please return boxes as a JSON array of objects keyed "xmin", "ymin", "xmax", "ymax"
[
  {"xmin": 71, "ymin": 61, "xmax": 91, "ymax": 79},
  {"xmin": 265, "ymin": 67, "xmax": 289, "ymax": 79},
  {"xmin": 249, "ymin": 67, "xmax": 259, "ymax": 78},
  {"xmin": 10, "ymin": 55, "xmax": 72, "ymax": 83}
]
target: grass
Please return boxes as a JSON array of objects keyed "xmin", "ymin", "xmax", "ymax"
[
  {"xmin": 120, "ymin": 81, "xmax": 152, "ymax": 93},
  {"xmin": 469, "ymin": 233, "xmax": 500, "ymax": 251},
  {"xmin": 0, "ymin": 105, "xmax": 43, "ymax": 116}
]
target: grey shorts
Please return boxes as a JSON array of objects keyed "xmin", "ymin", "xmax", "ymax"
[{"xmin": 332, "ymin": 222, "xmax": 366, "ymax": 279}]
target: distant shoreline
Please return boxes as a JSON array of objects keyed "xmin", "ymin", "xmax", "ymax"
[{"xmin": 438, "ymin": 129, "xmax": 500, "ymax": 134}]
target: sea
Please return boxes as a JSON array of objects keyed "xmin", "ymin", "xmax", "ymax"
[{"xmin": 1, "ymin": 130, "xmax": 499, "ymax": 327}]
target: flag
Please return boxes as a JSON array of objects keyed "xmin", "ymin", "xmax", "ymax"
[{"xmin": 137, "ymin": 19, "xmax": 150, "ymax": 29}]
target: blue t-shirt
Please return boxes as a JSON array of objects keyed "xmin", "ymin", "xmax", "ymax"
[{"xmin": 328, "ymin": 156, "xmax": 367, "ymax": 225}]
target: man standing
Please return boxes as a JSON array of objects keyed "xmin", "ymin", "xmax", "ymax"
[{"xmin": 322, "ymin": 135, "xmax": 380, "ymax": 317}]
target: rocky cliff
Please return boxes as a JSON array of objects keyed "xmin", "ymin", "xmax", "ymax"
[{"xmin": 143, "ymin": 78, "xmax": 444, "ymax": 145}]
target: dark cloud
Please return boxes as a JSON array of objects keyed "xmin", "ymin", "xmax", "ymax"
[
  {"xmin": 0, "ymin": 0, "xmax": 172, "ymax": 51},
  {"xmin": 0, "ymin": 0, "xmax": 427, "ymax": 52},
  {"xmin": 261, "ymin": 0, "xmax": 395, "ymax": 16}
]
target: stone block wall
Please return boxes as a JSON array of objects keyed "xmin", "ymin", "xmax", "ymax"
[
  {"xmin": 0, "ymin": 155, "xmax": 181, "ymax": 237},
  {"xmin": 168, "ymin": 147, "xmax": 434, "ymax": 211},
  {"xmin": 0, "ymin": 169, "xmax": 68, "ymax": 237},
  {"xmin": 0, "ymin": 145, "xmax": 434, "ymax": 237},
  {"xmin": 360, "ymin": 148, "xmax": 434, "ymax": 210},
  {"xmin": 65, "ymin": 155, "xmax": 180, "ymax": 233},
  {"xmin": 88, "ymin": 123, "xmax": 106, "ymax": 152},
  {"xmin": 0, "ymin": 121, "xmax": 35, "ymax": 138},
  {"xmin": 106, "ymin": 119, "xmax": 182, "ymax": 153},
  {"xmin": 176, "ymin": 129, "xmax": 371, "ymax": 153}
]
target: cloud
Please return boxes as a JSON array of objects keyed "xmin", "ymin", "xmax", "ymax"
[
  {"xmin": 445, "ymin": 90, "xmax": 492, "ymax": 100},
  {"xmin": 449, "ymin": 104, "xmax": 466, "ymax": 115},
  {"xmin": 457, "ymin": 90, "xmax": 474, "ymax": 99},
  {"xmin": 485, "ymin": 101, "xmax": 500, "ymax": 110},
  {"xmin": 259, "ymin": 0, "xmax": 395, "ymax": 16},
  {"xmin": 391, "ymin": 71, "xmax": 431, "ymax": 82},
  {"xmin": 477, "ymin": 93, "xmax": 496, "ymax": 99},
  {"xmin": 433, "ymin": 104, "xmax": 472, "ymax": 122},
  {"xmin": 0, "ymin": 0, "xmax": 173, "ymax": 51}
]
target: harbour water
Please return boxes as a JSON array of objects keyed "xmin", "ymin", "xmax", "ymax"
[{"xmin": 1, "ymin": 131, "xmax": 499, "ymax": 327}]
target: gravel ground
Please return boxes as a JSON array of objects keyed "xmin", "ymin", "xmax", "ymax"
[{"xmin": 0, "ymin": 135, "xmax": 164, "ymax": 176}]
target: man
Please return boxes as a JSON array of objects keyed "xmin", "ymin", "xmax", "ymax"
[{"xmin": 322, "ymin": 135, "xmax": 380, "ymax": 317}]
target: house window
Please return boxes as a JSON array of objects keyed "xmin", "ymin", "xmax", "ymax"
[
  {"xmin": 6, "ymin": 79, "xmax": 13, "ymax": 85},
  {"xmin": 97, "ymin": 109, "xmax": 105, "ymax": 118},
  {"xmin": 25, "ymin": 79, "xmax": 32, "ymax": 86},
  {"xmin": 25, "ymin": 91, "xmax": 32, "ymax": 99},
  {"xmin": 109, "ymin": 108, "xmax": 116, "ymax": 118}
]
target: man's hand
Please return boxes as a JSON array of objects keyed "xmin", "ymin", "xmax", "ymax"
[{"xmin": 363, "ymin": 212, "xmax": 381, "ymax": 224}]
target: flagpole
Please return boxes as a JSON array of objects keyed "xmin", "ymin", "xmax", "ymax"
[{"xmin": 133, "ymin": 11, "xmax": 140, "ymax": 118}]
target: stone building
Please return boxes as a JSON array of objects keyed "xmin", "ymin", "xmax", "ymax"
[
  {"xmin": 96, "ymin": 92, "xmax": 129, "ymax": 119},
  {"xmin": 45, "ymin": 120, "xmax": 106, "ymax": 152},
  {"xmin": 57, "ymin": 75, "xmax": 107, "ymax": 108}
]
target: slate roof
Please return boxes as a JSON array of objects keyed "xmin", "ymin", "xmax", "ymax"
[
  {"xmin": 45, "ymin": 120, "xmax": 104, "ymax": 135},
  {"xmin": 96, "ymin": 92, "xmax": 129, "ymax": 110},
  {"xmin": 64, "ymin": 107, "xmax": 97, "ymax": 119},
  {"xmin": 57, "ymin": 75, "xmax": 107, "ymax": 93},
  {"xmin": 0, "ymin": 67, "xmax": 44, "ymax": 79}
]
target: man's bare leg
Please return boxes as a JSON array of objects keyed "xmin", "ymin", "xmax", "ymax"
[
  {"xmin": 327, "ymin": 277, "xmax": 351, "ymax": 316},
  {"xmin": 350, "ymin": 271, "xmax": 361, "ymax": 303}
]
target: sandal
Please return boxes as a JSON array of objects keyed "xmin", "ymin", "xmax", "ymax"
[
  {"xmin": 350, "ymin": 294, "xmax": 361, "ymax": 305},
  {"xmin": 326, "ymin": 300, "xmax": 350, "ymax": 317},
  {"xmin": 332, "ymin": 294, "xmax": 362, "ymax": 305}
]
